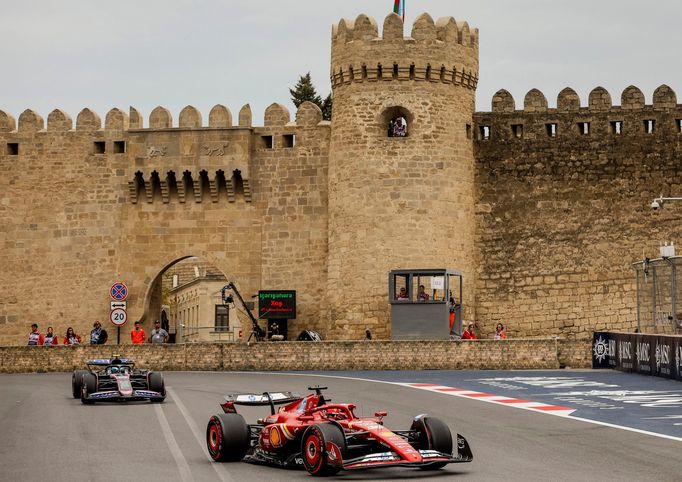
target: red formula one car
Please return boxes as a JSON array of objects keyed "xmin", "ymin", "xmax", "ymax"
[
  {"xmin": 71, "ymin": 357, "xmax": 166, "ymax": 404},
  {"xmin": 206, "ymin": 386, "xmax": 472, "ymax": 476}
]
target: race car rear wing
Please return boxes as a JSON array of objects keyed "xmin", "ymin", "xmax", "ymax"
[{"xmin": 222, "ymin": 391, "xmax": 302, "ymax": 415}]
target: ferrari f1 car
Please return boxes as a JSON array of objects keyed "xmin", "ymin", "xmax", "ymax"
[
  {"xmin": 71, "ymin": 357, "xmax": 165, "ymax": 404},
  {"xmin": 206, "ymin": 386, "xmax": 472, "ymax": 476}
]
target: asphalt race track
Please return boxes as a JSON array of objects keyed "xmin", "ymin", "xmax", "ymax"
[{"xmin": 0, "ymin": 371, "xmax": 680, "ymax": 482}]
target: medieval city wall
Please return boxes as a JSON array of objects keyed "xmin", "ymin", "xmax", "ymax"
[
  {"xmin": 0, "ymin": 102, "xmax": 331, "ymax": 345},
  {"xmin": 474, "ymin": 85, "xmax": 682, "ymax": 339}
]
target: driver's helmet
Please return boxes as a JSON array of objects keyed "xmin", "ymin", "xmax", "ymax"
[{"xmin": 110, "ymin": 366, "xmax": 120, "ymax": 374}]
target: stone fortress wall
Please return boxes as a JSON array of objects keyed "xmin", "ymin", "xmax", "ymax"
[
  {"xmin": 474, "ymin": 85, "xmax": 682, "ymax": 338},
  {"xmin": 0, "ymin": 11, "xmax": 680, "ymax": 345}
]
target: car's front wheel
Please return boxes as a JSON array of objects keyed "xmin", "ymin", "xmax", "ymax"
[
  {"xmin": 80, "ymin": 373, "xmax": 97, "ymax": 405},
  {"xmin": 301, "ymin": 423, "xmax": 346, "ymax": 476},
  {"xmin": 206, "ymin": 413, "xmax": 250, "ymax": 462},
  {"xmin": 148, "ymin": 372, "xmax": 166, "ymax": 403},
  {"xmin": 410, "ymin": 415, "xmax": 452, "ymax": 470},
  {"xmin": 71, "ymin": 370, "xmax": 87, "ymax": 399}
]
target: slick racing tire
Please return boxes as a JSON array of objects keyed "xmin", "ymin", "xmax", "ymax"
[
  {"xmin": 148, "ymin": 372, "xmax": 166, "ymax": 403},
  {"xmin": 411, "ymin": 416, "xmax": 452, "ymax": 470},
  {"xmin": 72, "ymin": 370, "xmax": 88, "ymax": 399},
  {"xmin": 206, "ymin": 413, "xmax": 250, "ymax": 462},
  {"xmin": 301, "ymin": 423, "xmax": 347, "ymax": 476},
  {"xmin": 81, "ymin": 373, "xmax": 97, "ymax": 405}
]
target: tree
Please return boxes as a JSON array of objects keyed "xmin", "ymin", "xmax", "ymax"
[
  {"xmin": 321, "ymin": 93, "xmax": 333, "ymax": 121},
  {"xmin": 289, "ymin": 72, "xmax": 332, "ymax": 120}
]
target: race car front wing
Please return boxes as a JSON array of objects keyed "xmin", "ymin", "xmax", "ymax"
[{"xmin": 84, "ymin": 389, "xmax": 164, "ymax": 402}]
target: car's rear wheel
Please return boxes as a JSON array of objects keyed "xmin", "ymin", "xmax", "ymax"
[
  {"xmin": 148, "ymin": 372, "xmax": 166, "ymax": 403},
  {"xmin": 411, "ymin": 416, "xmax": 452, "ymax": 470},
  {"xmin": 301, "ymin": 423, "xmax": 346, "ymax": 476},
  {"xmin": 72, "ymin": 370, "xmax": 87, "ymax": 399},
  {"xmin": 206, "ymin": 413, "xmax": 250, "ymax": 462},
  {"xmin": 80, "ymin": 373, "xmax": 97, "ymax": 405}
]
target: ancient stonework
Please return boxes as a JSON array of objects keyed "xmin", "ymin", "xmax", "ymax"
[{"xmin": 0, "ymin": 12, "xmax": 678, "ymax": 345}]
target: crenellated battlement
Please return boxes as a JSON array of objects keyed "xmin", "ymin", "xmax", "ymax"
[
  {"xmin": 330, "ymin": 12, "xmax": 479, "ymax": 90},
  {"xmin": 475, "ymin": 84, "xmax": 682, "ymax": 142},
  {"xmin": 0, "ymin": 101, "xmax": 325, "ymax": 134}
]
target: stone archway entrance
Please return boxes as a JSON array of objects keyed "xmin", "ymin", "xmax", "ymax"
[{"xmin": 142, "ymin": 256, "xmax": 246, "ymax": 343}]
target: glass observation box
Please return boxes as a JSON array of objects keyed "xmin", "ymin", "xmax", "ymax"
[{"xmin": 388, "ymin": 268, "xmax": 463, "ymax": 340}]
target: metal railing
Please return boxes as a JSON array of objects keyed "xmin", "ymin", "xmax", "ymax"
[{"xmin": 177, "ymin": 324, "xmax": 238, "ymax": 343}]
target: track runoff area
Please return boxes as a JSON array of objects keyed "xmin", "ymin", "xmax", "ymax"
[{"xmin": 1, "ymin": 370, "xmax": 680, "ymax": 481}]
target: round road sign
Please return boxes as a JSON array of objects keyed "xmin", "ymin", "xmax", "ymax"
[
  {"xmin": 110, "ymin": 308, "xmax": 128, "ymax": 326},
  {"xmin": 110, "ymin": 282, "xmax": 128, "ymax": 301}
]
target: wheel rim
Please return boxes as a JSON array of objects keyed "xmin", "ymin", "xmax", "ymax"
[
  {"xmin": 305, "ymin": 434, "xmax": 321, "ymax": 466},
  {"xmin": 207, "ymin": 420, "xmax": 222, "ymax": 458}
]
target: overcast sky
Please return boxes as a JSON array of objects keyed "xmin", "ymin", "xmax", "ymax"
[{"xmin": 2, "ymin": 1, "xmax": 680, "ymax": 125}]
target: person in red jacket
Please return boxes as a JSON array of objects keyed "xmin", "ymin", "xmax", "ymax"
[
  {"xmin": 462, "ymin": 323, "xmax": 476, "ymax": 340},
  {"xmin": 63, "ymin": 327, "xmax": 82, "ymax": 345},
  {"xmin": 44, "ymin": 326, "xmax": 58, "ymax": 346},
  {"xmin": 131, "ymin": 321, "xmax": 146, "ymax": 344},
  {"xmin": 28, "ymin": 324, "xmax": 44, "ymax": 346}
]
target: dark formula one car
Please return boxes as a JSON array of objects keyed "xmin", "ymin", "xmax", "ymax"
[
  {"xmin": 206, "ymin": 386, "xmax": 473, "ymax": 476},
  {"xmin": 71, "ymin": 357, "xmax": 166, "ymax": 404}
]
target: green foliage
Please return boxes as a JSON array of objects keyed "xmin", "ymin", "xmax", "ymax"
[{"xmin": 290, "ymin": 72, "xmax": 333, "ymax": 120}]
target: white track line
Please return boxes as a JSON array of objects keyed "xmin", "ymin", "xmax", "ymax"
[
  {"xmin": 154, "ymin": 402, "xmax": 194, "ymax": 482},
  {"xmin": 167, "ymin": 387, "xmax": 235, "ymax": 482},
  {"xmin": 229, "ymin": 371, "xmax": 682, "ymax": 443}
]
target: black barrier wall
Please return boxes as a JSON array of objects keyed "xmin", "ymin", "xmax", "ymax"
[{"xmin": 593, "ymin": 332, "xmax": 682, "ymax": 380}]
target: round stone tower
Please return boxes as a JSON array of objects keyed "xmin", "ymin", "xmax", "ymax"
[{"xmin": 326, "ymin": 12, "xmax": 479, "ymax": 339}]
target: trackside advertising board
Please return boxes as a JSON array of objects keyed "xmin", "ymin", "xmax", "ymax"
[
  {"xmin": 593, "ymin": 332, "xmax": 682, "ymax": 380},
  {"xmin": 258, "ymin": 290, "xmax": 296, "ymax": 319}
]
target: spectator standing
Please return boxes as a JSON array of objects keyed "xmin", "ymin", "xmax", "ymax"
[
  {"xmin": 494, "ymin": 323, "xmax": 507, "ymax": 340},
  {"xmin": 44, "ymin": 326, "xmax": 58, "ymax": 346},
  {"xmin": 418, "ymin": 285, "xmax": 430, "ymax": 301},
  {"xmin": 393, "ymin": 117, "xmax": 407, "ymax": 137},
  {"xmin": 27, "ymin": 324, "xmax": 44, "ymax": 346},
  {"xmin": 131, "ymin": 321, "xmax": 146, "ymax": 344},
  {"xmin": 64, "ymin": 327, "xmax": 82, "ymax": 345},
  {"xmin": 90, "ymin": 321, "xmax": 108, "ymax": 345},
  {"xmin": 149, "ymin": 320, "xmax": 169, "ymax": 344},
  {"xmin": 396, "ymin": 287, "xmax": 409, "ymax": 300},
  {"xmin": 462, "ymin": 323, "xmax": 476, "ymax": 340}
]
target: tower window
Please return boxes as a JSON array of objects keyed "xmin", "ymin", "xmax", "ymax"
[
  {"xmin": 6, "ymin": 143, "xmax": 18, "ymax": 155},
  {"xmin": 644, "ymin": 119, "xmax": 655, "ymax": 134},
  {"xmin": 282, "ymin": 134, "xmax": 295, "ymax": 148},
  {"xmin": 93, "ymin": 141, "xmax": 105, "ymax": 154},
  {"xmin": 113, "ymin": 141, "xmax": 126, "ymax": 154},
  {"xmin": 466, "ymin": 124, "xmax": 472, "ymax": 139},
  {"xmin": 409, "ymin": 64, "xmax": 415, "ymax": 80},
  {"xmin": 546, "ymin": 123, "xmax": 557, "ymax": 137},
  {"xmin": 578, "ymin": 122, "xmax": 590, "ymax": 135},
  {"xmin": 381, "ymin": 106, "xmax": 413, "ymax": 139},
  {"xmin": 610, "ymin": 121, "xmax": 622, "ymax": 135},
  {"xmin": 393, "ymin": 63, "xmax": 399, "ymax": 79},
  {"xmin": 260, "ymin": 135, "xmax": 273, "ymax": 149},
  {"xmin": 511, "ymin": 124, "xmax": 523, "ymax": 139},
  {"xmin": 479, "ymin": 126, "xmax": 491, "ymax": 141},
  {"xmin": 677, "ymin": 119, "xmax": 682, "ymax": 133}
]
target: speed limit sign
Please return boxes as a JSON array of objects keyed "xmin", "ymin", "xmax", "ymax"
[{"xmin": 110, "ymin": 308, "xmax": 128, "ymax": 326}]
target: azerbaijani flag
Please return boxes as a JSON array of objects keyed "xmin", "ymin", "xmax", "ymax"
[{"xmin": 393, "ymin": 0, "xmax": 405, "ymax": 21}]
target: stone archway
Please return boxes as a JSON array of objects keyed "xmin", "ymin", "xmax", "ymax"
[{"xmin": 140, "ymin": 256, "xmax": 248, "ymax": 343}]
